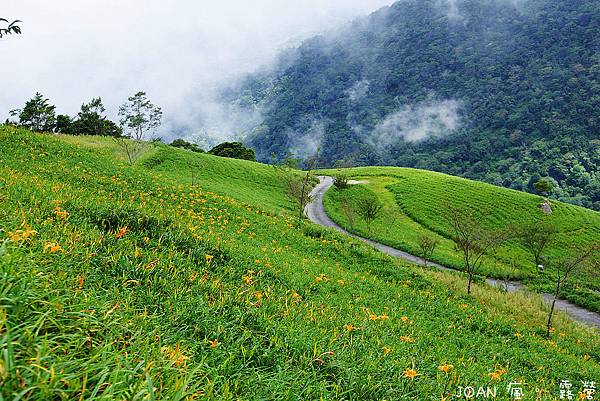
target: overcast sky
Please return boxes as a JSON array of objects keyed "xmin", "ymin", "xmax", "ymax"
[{"xmin": 1, "ymin": 0, "xmax": 393, "ymax": 141}]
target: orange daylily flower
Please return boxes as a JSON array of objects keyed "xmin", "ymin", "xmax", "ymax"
[
  {"xmin": 44, "ymin": 242, "xmax": 63, "ymax": 254},
  {"xmin": 114, "ymin": 227, "xmax": 128, "ymax": 239},
  {"xmin": 403, "ymin": 369, "xmax": 418, "ymax": 379},
  {"xmin": 489, "ymin": 368, "xmax": 507, "ymax": 381},
  {"xmin": 438, "ymin": 363, "xmax": 453, "ymax": 374}
]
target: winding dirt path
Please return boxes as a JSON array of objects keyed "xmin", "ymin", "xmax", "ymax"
[{"xmin": 306, "ymin": 176, "xmax": 600, "ymax": 329}]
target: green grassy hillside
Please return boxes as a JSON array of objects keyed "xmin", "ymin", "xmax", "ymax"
[
  {"xmin": 320, "ymin": 167, "xmax": 600, "ymax": 312},
  {"xmin": 1, "ymin": 127, "xmax": 599, "ymax": 400}
]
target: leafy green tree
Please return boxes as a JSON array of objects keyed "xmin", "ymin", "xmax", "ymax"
[
  {"xmin": 73, "ymin": 97, "xmax": 106, "ymax": 136},
  {"xmin": 116, "ymin": 92, "xmax": 162, "ymax": 165},
  {"xmin": 209, "ymin": 142, "xmax": 256, "ymax": 161},
  {"xmin": 71, "ymin": 97, "xmax": 121, "ymax": 137},
  {"xmin": 55, "ymin": 115, "xmax": 73, "ymax": 134},
  {"xmin": 333, "ymin": 173, "xmax": 350, "ymax": 189},
  {"xmin": 533, "ymin": 177, "xmax": 555, "ymax": 196},
  {"xmin": 0, "ymin": 18, "xmax": 21, "ymax": 38},
  {"xmin": 567, "ymin": 164, "xmax": 591, "ymax": 188},
  {"xmin": 118, "ymin": 92, "xmax": 162, "ymax": 141},
  {"xmin": 356, "ymin": 197, "xmax": 382, "ymax": 233},
  {"xmin": 19, "ymin": 93, "xmax": 56, "ymax": 132}
]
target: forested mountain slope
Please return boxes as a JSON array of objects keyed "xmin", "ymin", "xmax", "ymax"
[{"xmin": 236, "ymin": 0, "xmax": 600, "ymax": 209}]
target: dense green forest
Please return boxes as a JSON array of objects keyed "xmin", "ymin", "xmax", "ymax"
[{"xmin": 234, "ymin": 0, "xmax": 600, "ymax": 210}]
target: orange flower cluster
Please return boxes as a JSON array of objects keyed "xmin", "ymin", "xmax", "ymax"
[
  {"xmin": 44, "ymin": 242, "xmax": 63, "ymax": 254},
  {"xmin": 403, "ymin": 369, "xmax": 418, "ymax": 379},
  {"xmin": 438, "ymin": 363, "xmax": 453, "ymax": 374},
  {"xmin": 243, "ymin": 270, "xmax": 255, "ymax": 286},
  {"xmin": 161, "ymin": 344, "xmax": 189, "ymax": 367},
  {"xmin": 489, "ymin": 368, "xmax": 507, "ymax": 381},
  {"xmin": 53, "ymin": 205, "xmax": 69, "ymax": 220},
  {"xmin": 399, "ymin": 335, "xmax": 416, "ymax": 343},
  {"xmin": 369, "ymin": 313, "xmax": 390, "ymax": 321},
  {"xmin": 6, "ymin": 223, "xmax": 37, "ymax": 243},
  {"xmin": 114, "ymin": 227, "xmax": 128, "ymax": 239},
  {"xmin": 343, "ymin": 324, "xmax": 358, "ymax": 332}
]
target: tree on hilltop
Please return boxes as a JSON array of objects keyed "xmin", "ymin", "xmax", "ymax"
[
  {"xmin": 118, "ymin": 92, "xmax": 162, "ymax": 141},
  {"xmin": 18, "ymin": 93, "xmax": 56, "ymax": 132},
  {"xmin": 116, "ymin": 92, "xmax": 162, "ymax": 165},
  {"xmin": 71, "ymin": 97, "xmax": 122, "ymax": 137},
  {"xmin": 170, "ymin": 139, "xmax": 204, "ymax": 153}
]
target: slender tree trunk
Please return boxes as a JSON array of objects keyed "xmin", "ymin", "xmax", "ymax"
[
  {"xmin": 546, "ymin": 280, "xmax": 561, "ymax": 338},
  {"xmin": 546, "ymin": 298, "xmax": 557, "ymax": 338},
  {"xmin": 298, "ymin": 173, "xmax": 306, "ymax": 223},
  {"xmin": 299, "ymin": 173, "xmax": 308, "ymax": 223},
  {"xmin": 467, "ymin": 272, "xmax": 473, "ymax": 295}
]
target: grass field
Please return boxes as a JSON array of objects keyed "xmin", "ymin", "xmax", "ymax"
[
  {"xmin": 1, "ymin": 127, "xmax": 599, "ymax": 400},
  {"xmin": 319, "ymin": 167, "xmax": 600, "ymax": 313}
]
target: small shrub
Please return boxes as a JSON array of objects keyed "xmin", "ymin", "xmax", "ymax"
[
  {"xmin": 340, "ymin": 196, "xmax": 356, "ymax": 229},
  {"xmin": 333, "ymin": 174, "xmax": 350, "ymax": 190},
  {"xmin": 356, "ymin": 197, "xmax": 382, "ymax": 233},
  {"xmin": 417, "ymin": 233, "xmax": 439, "ymax": 267}
]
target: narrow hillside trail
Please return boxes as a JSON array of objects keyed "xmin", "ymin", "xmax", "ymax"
[{"xmin": 306, "ymin": 176, "xmax": 600, "ymax": 329}]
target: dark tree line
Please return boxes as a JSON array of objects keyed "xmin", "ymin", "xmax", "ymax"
[
  {"xmin": 7, "ymin": 93, "xmax": 122, "ymax": 137},
  {"xmin": 6, "ymin": 93, "xmax": 257, "ymax": 164}
]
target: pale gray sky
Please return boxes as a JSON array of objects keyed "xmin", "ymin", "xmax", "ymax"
[{"xmin": 1, "ymin": 0, "xmax": 394, "ymax": 140}]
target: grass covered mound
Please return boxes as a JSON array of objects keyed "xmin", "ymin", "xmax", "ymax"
[
  {"xmin": 320, "ymin": 167, "xmax": 600, "ymax": 312},
  {"xmin": 1, "ymin": 127, "xmax": 599, "ymax": 400}
]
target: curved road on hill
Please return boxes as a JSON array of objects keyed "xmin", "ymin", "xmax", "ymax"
[{"xmin": 306, "ymin": 176, "xmax": 600, "ymax": 329}]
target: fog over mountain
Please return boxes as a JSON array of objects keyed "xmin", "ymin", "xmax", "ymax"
[
  {"xmin": 236, "ymin": 0, "xmax": 600, "ymax": 209},
  {"xmin": 1, "ymin": 0, "xmax": 394, "ymax": 145}
]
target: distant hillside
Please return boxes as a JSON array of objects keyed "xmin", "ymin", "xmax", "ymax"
[
  {"xmin": 319, "ymin": 166, "xmax": 600, "ymax": 312},
  {"xmin": 235, "ymin": 0, "xmax": 600, "ymax": 210}
]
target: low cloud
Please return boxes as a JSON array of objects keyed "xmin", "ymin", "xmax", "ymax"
[
  {"xmin": 287, "ymin": 120, "xmax": 325, "ymax": 159},
  {"xmin": 346, "ymin": 79, "xmax": 370, "ymax": 102},
  {"xmin": 1, "ymin": 0, "xmax": 394, "ymax": 144},
  {"xmin": 165, "ymin": 88, "xmax": 264, "ymax": 149},
  {"xmin": 369, "ymin": 99, "xmax": 461, "ymax": 149}
]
